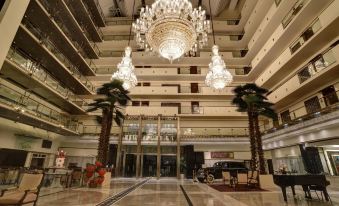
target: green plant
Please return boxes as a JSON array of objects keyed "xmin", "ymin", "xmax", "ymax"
[
  {"xmin": 232, "ymin": 83, "xmax": 277, "ymax": 174},
  {"xmin": 87, "ymin": 80, "xmax": 131, "ymax": 165}
]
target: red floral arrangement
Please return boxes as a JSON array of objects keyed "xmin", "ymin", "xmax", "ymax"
[{"xmin": 84, "ymin": 161, "xmax": 106, "ymax": 187}]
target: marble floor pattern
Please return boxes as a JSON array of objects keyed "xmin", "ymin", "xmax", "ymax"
[{"xmin": 33, "ymin": 178, "xmax": 339, "ymax": 206}]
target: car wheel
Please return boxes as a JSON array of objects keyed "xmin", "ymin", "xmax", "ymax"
[{"xmin": 207, "ymin": 174, "xmax": 214, "ymax": 183}]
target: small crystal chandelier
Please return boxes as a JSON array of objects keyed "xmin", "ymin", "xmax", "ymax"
[
  {"xmin": 112, "ymin": 0, "xmax": 137, "ymax": 90},
  {"xmin": 205, "ymin": 0, "xmax": 232, "ymax": 90},
  {"xmin": 112, "ymin": 47, "xmax": 137, "ymax": 90},
  {"xmin": 205, "ymin": 45, "xmax": 233, "ymax": 89},
  {"xmin": 133, "ymin": 0, "xmax": 211, "ymax": 62}
]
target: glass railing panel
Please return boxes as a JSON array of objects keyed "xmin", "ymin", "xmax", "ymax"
[
  {"xmin": 282, "ymin": 0, "xmax": 309, "ymax": 28},
  {"xmin": 290, "ymin": 19, "xmax": 321, "ymax": 54},
  {"xmin": 6, "ymin": 48, "xmax": 89, "ymax": 105},
  {"xmin": 0, "ymin": 84, "xmax": 79, "ymax": 131},
  {"xmin": 181, "ymin": 127, "xmax": 248, "ymax": 138},
  {"xmin": 264, "ymin": 90, "xmax": 339, "ymax": 134},
  {"xmin": 297, "ymin": 48, "xmax": 336, "ymax": 83}
]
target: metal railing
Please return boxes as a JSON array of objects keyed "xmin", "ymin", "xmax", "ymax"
[
  {"xmin": 22, "ymin": 19, "xmax": 95, "ymax": 92},
  {"xmin": 6, "ymin": 47, "xmax": 88, "ymax": 107},
  {"xmin": 297, "ymin": 48, "xmax": 336, "ymax": 83},
  {"xmin": 282, "ymin": 0, "xmax": 309, "ymax": 28},
  {"xmin": 81, "ymin": 0, "xmax": 104, "ymax": 38},
  {"xmin": 39, "ymin": 0, "xmax": 101, "ymax": 58},
  {"xmin": 264, "ymin": 90, "xmax": 339, "ymax": 134},
  {"xmin": 0, "ymin": 83, "xmax": 79, "ymax": 131},
  {"xmin": 289, "ymin": 18, "xmax": 321, "ymax": 54}
]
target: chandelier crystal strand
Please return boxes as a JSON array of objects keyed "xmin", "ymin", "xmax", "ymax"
[
  {"xmin": 205, "ymin": 0, "xmax": 233, "ymax": 90},
  {"xmin": 133, "ymin": 0, "xmax": 211, "ymax": 62},
  {"xmin": 112, "ymin": 47, "xmax": 138, "ymax": 90},
  {"xmin": 112, "ymin": 0, "xmax": 137, "ymax": 90}
]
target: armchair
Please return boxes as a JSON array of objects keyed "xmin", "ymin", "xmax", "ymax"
[{"xmin": 0, "ymin": 172, "xmax": 44, "ymax": 206}]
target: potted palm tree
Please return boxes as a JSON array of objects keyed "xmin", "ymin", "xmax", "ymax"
[
  {"xmin": 232, "ymin": 83, "xmax": 277, "ymax": 174},
  {"xmin": 87, "ymin": 80, "xmax": 131, "ymax": 167}
]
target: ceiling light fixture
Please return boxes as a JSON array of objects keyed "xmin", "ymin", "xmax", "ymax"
[
  {"xmin": 132, "ymin": 0, "xmax": 211, "ymax": 62},
  {"xmin": 205, "ymin": 0, "xmax": 233, "ymax": 90},
  {"xmin": 112, "ymin": 0, "xmax": 137, "ymax": 90}
]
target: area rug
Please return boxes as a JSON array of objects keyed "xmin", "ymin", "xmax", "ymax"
[{"xmin": 208, "ymin": 184, "xmax": 268, "ymax": 192}]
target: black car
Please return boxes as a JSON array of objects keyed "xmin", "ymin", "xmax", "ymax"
[{"xmin": 197, "ymin": 161, "xmax": 248, "ymax": 183}]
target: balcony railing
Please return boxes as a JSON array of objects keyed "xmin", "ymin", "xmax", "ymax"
[
  {"xmin": 81, "ymin": 1, "xmax": 104, "ymax": 38},
  {"xmin": 22, "ymin": 20, "xmax": 95, "ymax": 93},
  {"xmin": 81, "ymin": 125, "xmax": 250, "ymax": 142},
  {"xmin": 282, "ymin": 0, "xmax": 309, "ymax": 28},
  {"xmin": 39, "ymin": 0, "xmax": 101, "ymax": 57},
  {"xmin": 289, "ymin": 18, "xmax": 321, "ymax": 54},
  {"xmin": 297, "ymin": 48, "xmax": 336, "ymax": 83},
  {"xmin": 93, "ymin": 0, "xmax": 105, "ymax": 21},
  {"xmin": 264, "ymin": 90, "xmax": 339, "ymax": 134},
  {"xmin": 0, "ymin": 83, "xmax": 79, "ymax": 131},
  {"xmin": 6, "ymin": 47, "xmax": 89, "ymax": 107}
]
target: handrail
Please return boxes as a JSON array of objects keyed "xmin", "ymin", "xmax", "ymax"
[
  {"xmin": 264, "ymin": 89, "xmax": 339, "ymax": 134},
  {"xmin": 289, "ymin": 18, "xmax": 321, "ymax": 54},
  {"xmin": 6, "ymin": 47, "xmax": 89, "ymax": 107},
  {"xmin": 39, "ymin": 0, "xmax": 101, "ymax": 59},
  {"xmin": 269, "ymin": 45, "xmax": 337, "ymax": 95},
  {"xmin": 0, "ymin": 83, "xmax": 79, "ymax": 131},
  {"xmin": 21, "ymin": 19, "xmax": 95, "ymax": 92}
]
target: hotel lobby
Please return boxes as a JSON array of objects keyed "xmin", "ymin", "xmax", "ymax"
[{"xmin": 0, "ymin": 0, "xmax": 339, "ymax": 205}]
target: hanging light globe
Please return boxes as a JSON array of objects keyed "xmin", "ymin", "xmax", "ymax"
[
  {"xmin": 112, "ymin": 47, "xmax": 138, "ymax": 90},
  {"xmin": 205, "ymin": 45, "xmax": 233, "ymax": 90},
  {"xmin": 132, "ymin": 0, "xmax": 211, "ymax": 62}
]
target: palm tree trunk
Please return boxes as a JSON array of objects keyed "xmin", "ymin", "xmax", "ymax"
[
  {"xmin": 97, "ymin": 109, "xmax": 108, "ymax": 163},
  {"xmin": 254, "ymin": 114, "xmax": 266, "ymax": 174},
  {"xmin": 102, "ymin": 108, "xmax": 114, "ymax": 166},
  {"xmin": 248, "ymin": 108, "xmax": 257, "ymax": 171}
]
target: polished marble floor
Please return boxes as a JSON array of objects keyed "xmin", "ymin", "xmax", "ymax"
[{"xmin": 34, "ymin": 178, "xmax": 339, "ymax": 206}]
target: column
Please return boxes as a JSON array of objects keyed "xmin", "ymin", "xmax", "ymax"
[
  {"xmin": 156, "ymin": 115, "xmax": 161, "ymax": 179},
  {"xmin": 176, "ymin": 116, "xmax": 181, "ymax": 179},
  {"xmin": 136, "ymin": 115, "xmax": 142, "ymax": 178},
  {"xmin": 115, "ymin": 125, "xmax": 124, "ymax": 177},
  {"xmin": 140, "ymin": 146, "xmax": 144, "ymax": 177},
  {"xmin": 0, "ymin": 0, "xmax": 30, "ymax": 69}
]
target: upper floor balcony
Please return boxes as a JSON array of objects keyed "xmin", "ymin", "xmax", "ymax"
[
  {"xmin": 65, "ymin": 0, "xmax": 103, "ymax": 42},
  {"xmin": 16, "ymin": 22, "xmax": 95, "ymax": 95},
  {"xmin": 124, "ymin": 106, "xmax": 246, "ymax": 117},
  {"xmin": 267, "ymin": 42, "xmax": 339, "ymax": 107},
  {"xmin": 37, "ymin": 0, "xmax": 100, "ymax": 59},
  {"xmin": 255, "ymin": 0, "xmax": 339, "ymax": 89},
  {"xmin": 82, "ymin": 0, "xmax": 105, "ymax": 27},
  {"xmin": 80, "ymin": 124, "xmax": 249, "ymax": 145},
  {"xmin": 1, "ymin": 47, "xmax": 88, "ymax": 114},
  {"xmin": 262, "ymin": 88, "xmax": 339, "ymax": 137},
  {"xmin": 0, "ymin": 81, "xmax": 79, "ymax": 136},
  {"xmin": 25, "ymin": 0, "xmax": 99, "ymax": 72}
]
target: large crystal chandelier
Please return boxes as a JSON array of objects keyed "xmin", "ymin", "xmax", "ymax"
[
  {"xmin": 112, "ymin": 0, "xmax": 137, "ymax": 90},
  {"xmin": 133, "ymin": 0, "xmax": 211, "ymax": 62},
  {"xmin": 112, "ymin": 47, "xmax": 137, "ymax": 90},
  {"xmin": 205, "ymin": 0, "xmax": 232, "ymax": 90},
  {"xmin": 205, "ymin": 45, "xmax": 233, "ymax": 89}
]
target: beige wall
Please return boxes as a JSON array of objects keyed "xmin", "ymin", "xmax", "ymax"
[{"xmin": 0, "ymin": 0, "xmax": 30, "ymax": 69}]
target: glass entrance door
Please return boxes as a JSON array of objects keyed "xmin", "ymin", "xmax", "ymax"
[
  {"xmin": 161, "ymin": 155, "xmax": 176, "ymax": 177},
  {"xmin": 143, "ymin": 155, "xmax": 157, "ymax": 177},
  {"xmin": 125, "ymin": 154, "xmax": 136, "ymax": 177}
]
